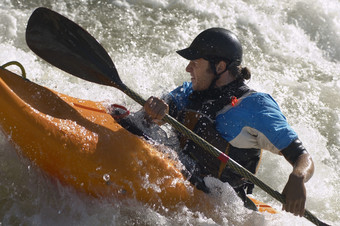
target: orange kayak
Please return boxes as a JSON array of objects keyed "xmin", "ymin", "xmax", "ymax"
[{"xmin": 0, "ymin": 67, "xmax": 277, "ymax": 214}]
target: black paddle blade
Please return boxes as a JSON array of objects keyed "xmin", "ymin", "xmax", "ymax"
[{"xmin": 26, "ymin": 7, "xmax": 123, "ymax": 88}]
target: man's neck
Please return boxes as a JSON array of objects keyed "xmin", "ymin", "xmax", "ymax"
[{"xmin": 215, "ymin": 72, "xmax": 236, "ymax": 88}]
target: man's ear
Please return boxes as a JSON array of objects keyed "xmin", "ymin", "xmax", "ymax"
[{"xmin": 216, "ymin": 61, "xmax": 227, "ymax": 74}]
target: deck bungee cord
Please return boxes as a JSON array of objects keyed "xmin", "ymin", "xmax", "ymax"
[{"xmin": 1, "ymin": 61, "xmax": 26, "ymax": 78}]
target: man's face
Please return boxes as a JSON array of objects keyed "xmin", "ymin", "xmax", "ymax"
[{"xmin": 186, "ymin": 58, "xmax": 214, "ymax": 91}]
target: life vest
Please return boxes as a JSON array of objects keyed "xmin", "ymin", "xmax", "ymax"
[{"xmin": 169, "ymin": 80, "xmax": 262, "ymax": 194}]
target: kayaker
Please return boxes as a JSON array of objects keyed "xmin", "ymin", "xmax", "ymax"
[{"xmin": 142, "ymin": 28, "xmax": 315, "ymax": 217}]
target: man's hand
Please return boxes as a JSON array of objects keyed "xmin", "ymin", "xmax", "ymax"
[
  {"xmin": 281, "ymin": 151, "xmax": 314, "ymax": 217},
  {"xmin": 144, "ymin": 96, "xmax": 169, "ymax": 125},
  {"xmin": 282, "ymin": 173, "xmax": 306, "ymax": 216}
]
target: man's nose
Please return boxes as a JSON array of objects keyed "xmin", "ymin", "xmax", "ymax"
[{"xmin": 186, "ymin": 61, "xmax": 193, "ymax": 72}]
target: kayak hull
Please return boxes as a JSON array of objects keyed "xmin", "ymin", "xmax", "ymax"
[{"xmin": 0, "ymin": 67, "xmax": 277, "ymax": 213}]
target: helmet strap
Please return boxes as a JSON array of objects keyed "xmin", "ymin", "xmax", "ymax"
[{"xmin": 208, "ymin": 60, "xmax": 230, "ymax": 90}]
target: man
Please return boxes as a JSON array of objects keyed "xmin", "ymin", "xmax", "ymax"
[{"xmin": 143, "ymin": 28, "xmax": 314, "ymax": 216}]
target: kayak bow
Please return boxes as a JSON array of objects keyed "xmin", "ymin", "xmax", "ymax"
[{"xmin": 0, "ymin": 67, "xmax": 195, "ymax": 207}]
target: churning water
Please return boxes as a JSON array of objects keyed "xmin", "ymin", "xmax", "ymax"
[{"xmin": 0, "ymin": 0, "xmax": 339, "ymax": 225}]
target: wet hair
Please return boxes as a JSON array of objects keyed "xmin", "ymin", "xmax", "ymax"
[
  {"xmin": 208, "ymin": 58, "xmax": 251, "ymax": 81},
  {"xmin": 228, "ymin": 63, "xmax": 251, "ymax": 81}
]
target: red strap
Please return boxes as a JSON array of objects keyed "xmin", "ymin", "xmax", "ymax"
[
  {"xmin": 218, "ymin": 153, "xmax": 230, "ymax": 163},
  {"xmin": 110, "ymin": 104, "xmax": 130, "ymax": 119}
]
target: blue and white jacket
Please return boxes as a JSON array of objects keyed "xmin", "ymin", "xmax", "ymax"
[{"xmin": 168, "ymin": 82, "xmax": 298, "ymax": 155}]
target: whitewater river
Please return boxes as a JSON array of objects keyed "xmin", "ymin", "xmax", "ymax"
[{"xmin": 0, "ymin": 0, "xmax": 339, "ymax": 225}]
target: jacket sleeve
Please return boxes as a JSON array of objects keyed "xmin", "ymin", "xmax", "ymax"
[{"xmin": 280, "ymin": 138, "xmax": 308, "ymax": 164}]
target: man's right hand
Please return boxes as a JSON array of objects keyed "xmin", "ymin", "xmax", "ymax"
[{"xmin": 143, "ymin": 96, "xmax": 169, "ymax": 125}]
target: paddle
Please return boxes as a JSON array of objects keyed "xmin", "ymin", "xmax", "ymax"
[{"xmin": 25, "ymin": 7, "xmax": 329, "ymax": 226}]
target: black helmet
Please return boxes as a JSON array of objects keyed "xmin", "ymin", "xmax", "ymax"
[{"xmin": 176, "ymin": 28, "xmax": 243, "ymax": 64}]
